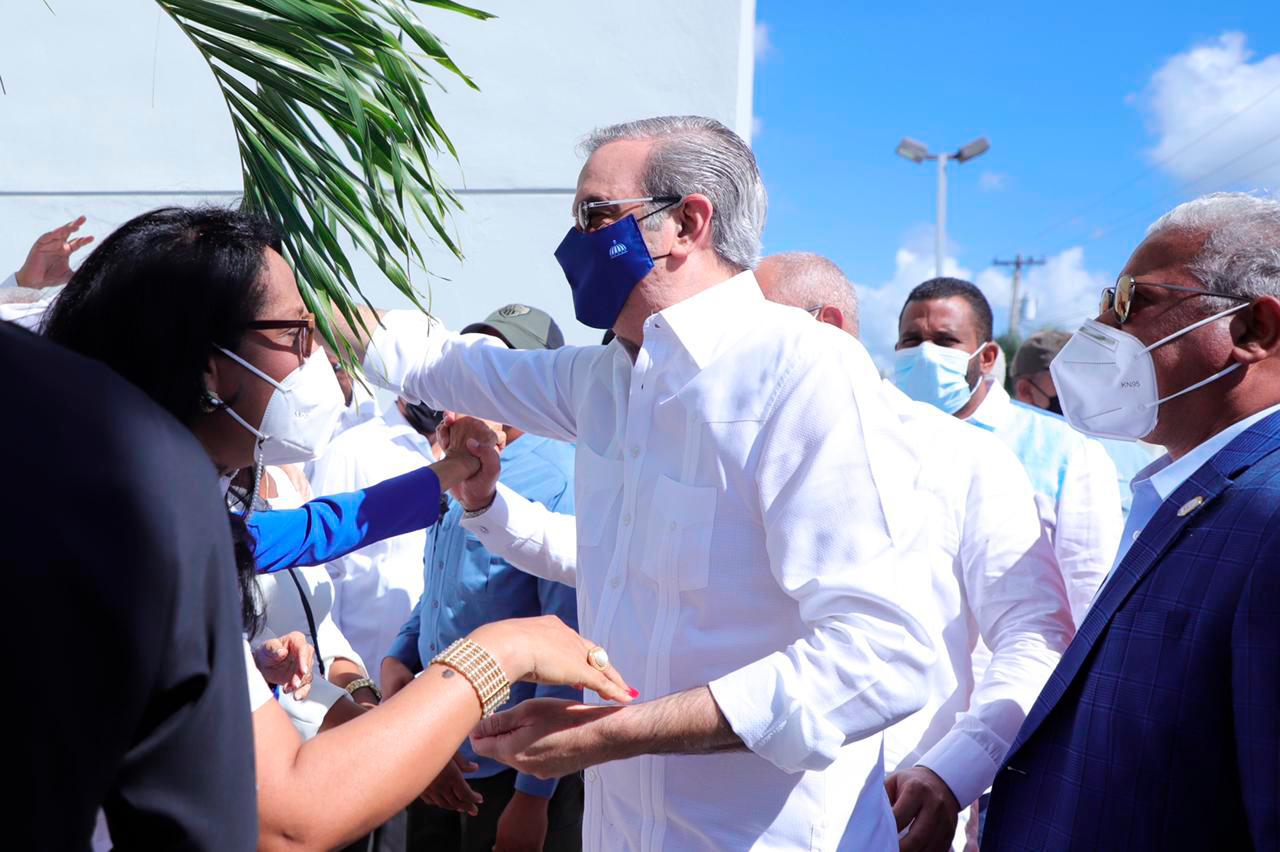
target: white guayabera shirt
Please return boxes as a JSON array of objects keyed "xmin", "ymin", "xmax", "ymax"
[
  {"xmin": 463, "ymin": 381, "xmax": 1077, "ymax": 852},
  {"xmin": 365, "ymin": 272, "xmax": 935, "ymax": 852}
]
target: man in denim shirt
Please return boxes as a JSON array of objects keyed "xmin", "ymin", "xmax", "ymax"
[{"xmin": 382, "ymin": 304, "xmax": 581, "ymax": 852}]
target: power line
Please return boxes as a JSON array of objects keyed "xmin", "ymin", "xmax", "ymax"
[{"xmin": 1024, "ymin": 77, "xmax": 1280, "ymax": 246}]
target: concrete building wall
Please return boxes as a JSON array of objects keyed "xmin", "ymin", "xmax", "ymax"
[{"xmin": 1, "ymin": 0, "xmax": 755, "ymax": 344}]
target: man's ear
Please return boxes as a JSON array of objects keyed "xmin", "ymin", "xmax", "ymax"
[
  {"xmin": 1230, "ymin": 295, "xmax": 1280, "ymax": 364},
  {"xmin": 978, "ymin": 340, "xmax": 1001, "ymax": 373},
  {"xmin": 668, "ymin": 194, "xmax": 714, "ymax": 260},
  {"xmin": 817, "ymin": 305, "xmax": 845, "ymax": 331}
]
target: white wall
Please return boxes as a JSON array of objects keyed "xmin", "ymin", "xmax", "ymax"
[{"xmin": 0, "ymin": 0, "xmax": 755, "ymax": 344}]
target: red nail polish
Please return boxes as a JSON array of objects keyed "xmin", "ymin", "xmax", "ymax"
[{"xmin": 628, "ymin": 687, "xmax": 640, "ymax": 699}]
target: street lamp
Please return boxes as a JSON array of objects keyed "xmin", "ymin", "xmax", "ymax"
[{"xmin": 895, "ymin": 136, "xmax": 990, "ymax": 278}]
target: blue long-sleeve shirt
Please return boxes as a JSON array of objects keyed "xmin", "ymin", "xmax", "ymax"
[
  {"xmin": 247, "ymin": 466, "xmax": 442, "ymax": 573},
  {"xmin": 388, "ymin": 435, "xmax": 578, "ymax": 799}
]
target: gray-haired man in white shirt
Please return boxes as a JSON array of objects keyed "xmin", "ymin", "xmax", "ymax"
[{"xmin": 342, "ymin": 116, "xmax": 935, "ymax": 851}]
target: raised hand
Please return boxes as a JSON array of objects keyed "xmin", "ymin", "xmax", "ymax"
[
  {"xmin": 253, "ymin": 630, "xmax": 316, "ymax": 701},
  {"xmin": 439, "ymin": 413, "xmax": 502, "ymax": 511},
  {"xmin": 16, "ymin": 216, "xmax": 94, "ymax": 288}
]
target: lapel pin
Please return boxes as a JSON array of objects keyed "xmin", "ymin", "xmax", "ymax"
[{"xmin": 1177, "ymin": 495, "xmax": 1205, "ymax": 517}]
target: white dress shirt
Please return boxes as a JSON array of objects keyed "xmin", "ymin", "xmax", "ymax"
[
  {"xmin": 306, "ymin": 406, "xmax": 433, "ymax": 686},
  {"xmin": 462, "ymin": 380, "xmax": 1074, "ymax": 844},
  {"xmin": 967, "ymin": 382, "xmax": 1123, "ymax": 625},
  {"xmin": 365, "ymin": 271, "xmax": 934, "ymax": 851}
]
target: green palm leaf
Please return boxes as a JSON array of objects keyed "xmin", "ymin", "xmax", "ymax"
[{"xmin": 155, "ymin": 0, "xmax": 492, "ymax": 358}]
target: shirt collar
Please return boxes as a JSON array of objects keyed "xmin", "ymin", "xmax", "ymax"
[
  {"xmin": 1133, "ymin": 401, "xmax": 1280, "ymax": 503},
  {"xmin": 965, "ymin": 378, "xmax": 1010, "ymax": 431},
  {"xmin": 649, "ymin": 270, "xmax": 763, "ymax": 369}
]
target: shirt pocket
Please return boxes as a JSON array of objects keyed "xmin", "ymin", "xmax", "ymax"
[
  {"xmin": 640, "ymin": 475, "xmax": 717, "ymax": 592},
  {"xmin": 575, "ymin": 444, "xmax": 622, "ymax": 547}
]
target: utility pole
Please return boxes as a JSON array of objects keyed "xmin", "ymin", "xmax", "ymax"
[{"xmin": 994, "ymin": 254, "xmax": 1045, "ymax": 337}]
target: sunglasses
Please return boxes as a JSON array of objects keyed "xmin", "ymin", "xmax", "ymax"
[
  {"xmin": 575, "ymin": 196, "xmax": 682, "ymax": 232},
  {"xmin": 246, "ymin": 312, "xmax": 315, "ymax": 356},
  {"xmin": 1100, "ymin": 275, "xmax": 1251, "ymax": 324}
]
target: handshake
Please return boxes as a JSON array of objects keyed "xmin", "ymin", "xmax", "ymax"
[{"xmin": 431, "ymin": 413, "xmax": 506, "ymax": 513}]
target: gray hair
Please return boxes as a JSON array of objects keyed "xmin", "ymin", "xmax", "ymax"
[
  {"xmin": 1146, "ymin": 192, "xmax": 1280, "ymax": 307},
  {"xmin": 580, "ymin": 116, "xmax": 767, "ymax": 270},
  {"xmin": 757, "ymin": 252, "xmax": 859, "ymax": 334}
]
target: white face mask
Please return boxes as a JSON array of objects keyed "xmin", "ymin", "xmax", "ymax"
[
  {"xmin": 1050, "ymin": 303, "xmax": 1249, "ymax": 441},
  {"xmin": 212, "ymin": 346, "xmax": 346, "ymax": 465}
]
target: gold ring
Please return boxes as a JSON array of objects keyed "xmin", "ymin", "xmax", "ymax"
[{"xmin": 587, "ymin": 646, "xmax": 610, "ymax": 671}]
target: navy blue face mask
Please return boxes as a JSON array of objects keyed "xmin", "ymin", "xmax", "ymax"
[{"xmin": 554, "ymin": 214, "xmax": 669, "ymax": 330}]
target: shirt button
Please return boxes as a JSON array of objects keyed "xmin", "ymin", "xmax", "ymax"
[
  {"xmin": 431, "ymin": 601, "xmax": 439, "ymax": 609},
  {"xmin": 436, "ymin": 561, "xmax": 444, "ymax": 570},
  {"xmin": 610, "ymin": 576, "xmax": 621, "ymax": 588},
  {"xmin": 429, "ymin": 643, "xmax": 436, "ymax": 651},
  {"xmin": 630, "ymin": 446, "xmax": 640, "ymax": 458},
  {"xmin": 622, "ymin": 513, "xmax": 632, "ymax": 526},
  {"xmin": 586, "ymin": 769, "xmax": 598, "ymax": 782}
]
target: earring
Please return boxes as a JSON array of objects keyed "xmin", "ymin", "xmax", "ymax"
[{"xmin": 200, "ymin": 391, "xmax": 222, "ymax": 414}]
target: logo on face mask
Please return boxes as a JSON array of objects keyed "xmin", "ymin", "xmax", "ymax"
[{"xmin": 555, "ymin": 215, "xmax": 658, "ymax": 330}]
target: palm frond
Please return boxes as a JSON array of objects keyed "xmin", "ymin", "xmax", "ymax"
[{"xmin": 156, "ymin": 0, "xmax": 492, "ymax": 357}]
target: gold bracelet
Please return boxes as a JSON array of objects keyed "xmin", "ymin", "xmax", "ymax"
[{"xmin": 430, "ymin": 638, "xmax": 511, "ymax": 719}]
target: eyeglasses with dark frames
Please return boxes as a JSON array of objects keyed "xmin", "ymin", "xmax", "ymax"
[
  {"xmin": 246, "ymin": 312, "xmax": 316, "ymax": 356},
  {"xmin": 1100, "ymin": 275, "xmax": 1251, "ymax": 324}
]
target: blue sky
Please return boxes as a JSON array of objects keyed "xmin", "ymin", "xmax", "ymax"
[{"xmin": 752, "ymin": 1, "xmax": 1280, "ymax": 364}]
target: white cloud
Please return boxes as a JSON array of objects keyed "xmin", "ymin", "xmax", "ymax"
[
  {"xmin": 1139, "ymin": 32, "xmax": 1280, "ymax": 190},
  {"xmin": 754, "ymin": 21, "xmax": 774, "ymax": 63},
  {"xmin": 978, "ymin": 170, "xmax": 1007, "ymax": 192},
  {"xmin": 851, "ymin": 233, "xmax": 1106, "ymax": 369}
]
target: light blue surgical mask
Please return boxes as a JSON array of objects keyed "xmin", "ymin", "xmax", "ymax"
[{"xmin": 893, "ymin": 341, "xmax": 986, "ymax": 414}]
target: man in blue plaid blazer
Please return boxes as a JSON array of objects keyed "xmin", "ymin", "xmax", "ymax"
[{"xmin": 983, "ymin": 192, "xmax": 1280, "ymax": 851}]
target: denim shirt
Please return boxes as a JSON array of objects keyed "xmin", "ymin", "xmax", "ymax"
[{"xmin": 388, "ymin": 434, "xmax": 578, "ymax": 798}]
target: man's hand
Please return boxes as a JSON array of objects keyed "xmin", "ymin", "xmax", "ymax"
[
  {"xmin": 470, "ymin": 698, "xmax": 625, "ymax": 780},
  {"xmin": 16, "ymin": 216, "xmax": 94, "ymax": 288},
  {"xmin": 419, "ymin": 751, "xmax": 483, "ymax": 815},
  {"xmin": 380, "ymin": 656, "xmax": 415, "ymax": 701},
  {"xmin": 252, "ymin": 631, "xmax": 315, "ymax": 700},
  {"xmin": 885, "ymin": 766, "xmax": 961, "ymax": 852},
  {"xmin": 439, "ymin": 413, "xmax": 501, "ymax": 511},
  {"xmin": 493, "ymin": 791, "xmax": 550, "ymax": 852}
]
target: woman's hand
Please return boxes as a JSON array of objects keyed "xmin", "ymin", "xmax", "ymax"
[
  {"xmin": 253, "ymin": 631, "xmax": 316, "ymax": 700},
  {"xmin": 468, "ymin": 616, "xmax": 636, "ymax": 705}
]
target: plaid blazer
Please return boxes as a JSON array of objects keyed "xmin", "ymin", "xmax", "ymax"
[{"xmin": 983, "ymin": 410, "xmax": 1280, "ymax": 851}]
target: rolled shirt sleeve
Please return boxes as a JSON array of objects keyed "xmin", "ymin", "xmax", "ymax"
[{"xmin": 708, "ymin": 335, "xmax": 935, "ymax": 774}]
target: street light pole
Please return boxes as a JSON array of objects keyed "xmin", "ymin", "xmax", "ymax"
[
  {"xmin": 895, "ymin": 137, "xmax": 990, "ymax": 280},
  {"xmin": 935, "ymin": 153, "xmax": 949, "ymax": 279}
]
